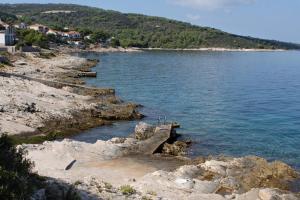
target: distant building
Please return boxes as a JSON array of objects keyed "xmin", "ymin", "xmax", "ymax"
[
  {"xmin": 62, "ymin": 31, "xmax": 81, "ymax": 40},
  {"xmin": 29, "ymin": 24, "xmax": 49, "ymax": 34},
  {"xmin": 46, "ymin": 29, "xmax": 59, "ymax": 36},
  {"xmin": 0, "ymin": 25, "xmax": 16, "ymax": 46}
]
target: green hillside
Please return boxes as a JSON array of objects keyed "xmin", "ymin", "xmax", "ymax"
[{"xmin": 1, "ymin": 3, "xmax": 299, "ymax": 49}]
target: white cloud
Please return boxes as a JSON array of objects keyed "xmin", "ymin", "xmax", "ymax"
[{"xmin": 171, "ymin": 0, "xmax": 255, "ymax": 10}]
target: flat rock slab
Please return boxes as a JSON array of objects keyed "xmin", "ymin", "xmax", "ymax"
[{"xmin": 136, "ymin": 125, "xmax": 172, "ymax": 154}]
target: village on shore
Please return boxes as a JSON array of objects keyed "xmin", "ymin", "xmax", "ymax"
[
  {"xmin": 0, "ymin": 20, "xmax": 78, "ymax": 52},
  {"xmin": 0, "ymin": 17, "xmax": 131, "ymax": 56}
]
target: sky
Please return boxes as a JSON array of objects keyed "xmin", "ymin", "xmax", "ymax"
[{"xmin": 1, "ymin": 0, "xmax": 300, "ymax": 43}]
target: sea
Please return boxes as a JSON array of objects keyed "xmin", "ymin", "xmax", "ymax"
[{"xmin": 72, "ymin": 50, "xmax": 300, "ymax": 169}]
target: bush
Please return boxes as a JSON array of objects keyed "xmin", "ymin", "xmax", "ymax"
[
  {"xmin": 0, "ymin": 55, "xmax": 11, "ymax": 66},
  {"xmin": 120, "ymin": 185, "xmax": 136, "ymax": 195},
  {"xmin": 0, "ymin": 134, "xmax": 36, "ymax": 199}
]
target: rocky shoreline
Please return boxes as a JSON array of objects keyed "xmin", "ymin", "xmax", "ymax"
[
  {"xmin": 1, "ymin": 50, "xmax": 299, "ymax": 199},
  {"xmin": 59, "ymin": 46, "xmax": 143, "ymax": 54},
  {"xmin": 23, "ymin": 123, "xmax": 300, "ymax": 200},
  {"xmin": 0, "ymin": 51, "xmax": 142, "ymax": 140},
  {"xmin": 58, "ymin": 46, "xmax": 290, "ymax": 55},
  {"xmin": 141, "ymin": 47, "xmax": 287, "ymax": 52}
]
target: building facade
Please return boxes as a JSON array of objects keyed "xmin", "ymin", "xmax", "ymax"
[{"xmin": 0, "ymin": 25, "xmax": 16, "ymax": 46}]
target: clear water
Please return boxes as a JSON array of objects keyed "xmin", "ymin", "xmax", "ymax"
[{"xmin": 73, "ymin": 50, "xmax": 300, "ymax": 169}]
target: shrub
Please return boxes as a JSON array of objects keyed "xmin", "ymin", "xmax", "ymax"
[
  {"xmin": 120, "ymin": 185, "xmax": 136, "ymax": 195},
  {"xmin": 0, "ymin": 134, "xmax": 36, "ymax": 199},
  {"xmin": 0, "ymin": 56, "xmax": 11, "ymax": 66}
]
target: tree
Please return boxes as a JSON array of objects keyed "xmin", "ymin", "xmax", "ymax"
[
  {"xmin": 110, "ymin": 37, "xmax": 120, "ymax": 47},
  {"xmin": 77, "ymin": 28, "xmax": 92, "ymax": 37},
  {"xmin": 90, "ymin": 30, "xmax": 110, "ymax": 43},
  {"xmin": 17, "ymin": 29, "xmax": 49, "ymax": 49}
]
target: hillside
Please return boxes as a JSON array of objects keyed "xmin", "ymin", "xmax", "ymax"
[{"xmin": 1, "ymin": 3, "xmax": 300, "ymax": 49}]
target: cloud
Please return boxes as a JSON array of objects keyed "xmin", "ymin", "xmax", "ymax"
[{"xmin": 171, "ymin": 0, "xmax": 255, "ymax": 10}]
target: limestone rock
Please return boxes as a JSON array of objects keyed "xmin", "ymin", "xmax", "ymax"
[
  {"xmin": 162, "ymin": 141, "xmax": 188, "ymax": 156},
  {"xmin": 134, "ymin": 122, "xmax": 154, "ymax": 140},
  {"xmin": 200, "ymin": 156, "xmax": 299, "ymax": 192}
]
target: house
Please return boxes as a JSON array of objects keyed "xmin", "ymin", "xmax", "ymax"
[
  {"xmin": 29, "ymin": 24, "xmax": 49, "ymax": 34},
  {"xmin": 0, "ymin": 25, "xmax": 16, "ymax": 46},
  {"xmin": 69, "ymin": 31, "xmax": 81, "ymax": 39},
  {"xmin": 62, "ymin": 31, "xmax": 81, "ymax": 40}
]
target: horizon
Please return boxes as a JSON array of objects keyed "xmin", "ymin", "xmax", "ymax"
[{"xmin": 1, "ymin": 0, "xmax": 299, "ymax": 44}]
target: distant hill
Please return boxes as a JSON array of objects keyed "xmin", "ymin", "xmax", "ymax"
[{"xmin": 1, "ymin": 3, "xmax": 299, "ymax": 49}]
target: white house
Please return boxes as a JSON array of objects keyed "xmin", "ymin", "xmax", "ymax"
[
  {"xmin": 62, "ymin": 31, "xmax": 81, "ymax": 40},
  {"xmin": 0, "ymin": 25, "xmax": 16, "ymax": 46}
]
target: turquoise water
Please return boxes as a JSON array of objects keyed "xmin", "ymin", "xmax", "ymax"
[{"xmin": 73, "ymin": 50, "xmax": 300, "ymax": 169}]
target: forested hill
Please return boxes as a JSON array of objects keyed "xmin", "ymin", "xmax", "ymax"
[{"xmin": 1, "ymin": 3, "xmax": 299, "ymax": 49}]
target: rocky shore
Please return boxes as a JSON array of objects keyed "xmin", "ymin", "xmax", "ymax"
[
  {"xmin": 59, "ymin": 46, "xmax": 142, "ymax": 54},
  {"xmin": 1, "ymin": 50, "xmax": 299, "ymax": 199},
  {"xmin": 23, "ymin": 123, "xmax": 300, "ymax": 200},
  {"xmin": 0, "ymin": 51, "xmax": 142, "ymax": 139},
  {"xmin": 142, "ymin": 47, "xmax": 286, "ymax": 52}
]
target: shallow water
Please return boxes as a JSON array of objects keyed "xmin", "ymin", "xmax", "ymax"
[{"xmin": 73, "ymin": 50, "xmax": 300, "ymax": 169}]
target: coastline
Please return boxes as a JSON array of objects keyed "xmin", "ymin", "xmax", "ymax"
[
  {"xmin": 58, "ymin": 46, "xmax": 292, "ymax": 54},
  {"xmin": 22, "ymin": 123, "xmax": 300, "ymax": 199},
  {"xmin": 1, "ymin": 49, "xmax": 300, "ymax": 199},
  {"xmin": 0, "ymin": 51, "xmax": 143, "ymax": 142},
  {"xmin": 141, "ymin": 47, "xmax": 288, "ymax": 52},
  {"xmin": 59, "ymin": 46, "xmax": 143, "ymax": 53}
]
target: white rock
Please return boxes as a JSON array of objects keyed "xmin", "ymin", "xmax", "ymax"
[
  {"xmin": 259, "ymin": 189, "xmax": 282, "ymax": 200},
  {"xmin": 174, "ymin": 165, "xmax": 200, "ymax": 178},
  {"xmin": 235, "ymin": 188, "xmax": 260, "ymax": 200},
  {"xmin": 200, "ymin": 160, "xmax": 229, "ymax": 176}
]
